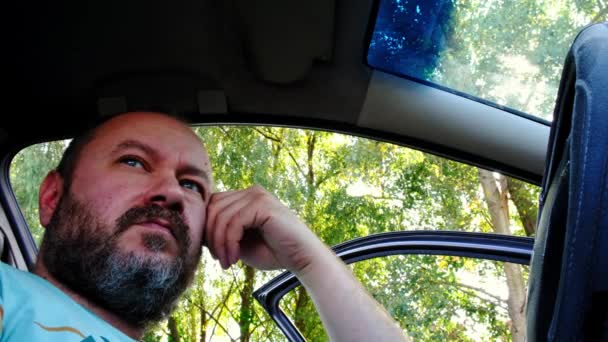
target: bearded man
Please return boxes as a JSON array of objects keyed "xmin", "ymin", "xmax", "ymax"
[{"xmin": 0, "ymin": 112, "xmax": 407, "ymax": 341}]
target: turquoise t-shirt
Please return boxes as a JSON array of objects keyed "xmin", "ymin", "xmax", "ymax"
[{"xmin": 0, "ymin": 262, "xmax": 134, "ymax": 341}]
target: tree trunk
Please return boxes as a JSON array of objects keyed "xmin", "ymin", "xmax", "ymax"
[
  {"xmin": 194, "ymin": 258, "xmax": 207, "ymax": 342},
  {"xmin": 478, "ymin": 169, "xmax": 527, "ymax": 342},
  {"xmin": 200, "ymin": 306, "xmax": 207, "ymax": 342},
  {"xmin": 506, "ymin": 177, "xmax": 537, "ymax": 236},
  {"xmin": 294, "ymin": 286, "xmax": 311, "ymax": 333},
  {"xmin": 292, "ymin": 132, "xmax": 317, "ymax": 336},
  {"xmin": 168, "ymin": 315, "xmax": 180, "ymax": 342},
  {"xmin": 239, "ymin": 265, "xmax": 256, "ymax": 342},
  {"xmin": 199, "ymin": 287, "xmax": 207, "ymax": 342}
]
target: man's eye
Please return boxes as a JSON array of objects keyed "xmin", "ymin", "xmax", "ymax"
[
  {"xmin": 120, "ymin": 157, "xmax": 145, "ymax": 169},
  {"xmin": 180, "ymin": 180, "xmax": 202, "ymax": 194}
]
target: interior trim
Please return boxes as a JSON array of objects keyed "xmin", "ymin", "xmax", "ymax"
[{"xmin": 360, "ymin": 71, "xmax": 550, "ymax": 176}]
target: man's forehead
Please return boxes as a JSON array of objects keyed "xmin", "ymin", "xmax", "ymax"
[
  {"xmin": 98, "ymin": 112, "xmax": 193, "ymax": 135},
  {"xmin": 102, "ymin": 139, "xmax": 215, "ymax": 195},
  {"xmin": 90, "ymin": 112, "xmax": 212, "ymax": 170}
]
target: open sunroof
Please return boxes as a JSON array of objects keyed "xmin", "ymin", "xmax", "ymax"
[{"xmin": 366, "ymin": 0, "xmax": 607, "ymax": 122}]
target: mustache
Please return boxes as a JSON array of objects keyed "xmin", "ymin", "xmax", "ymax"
[{"xmin": 115, "ymin": 205, "xmax": 191, "ymax": 247}]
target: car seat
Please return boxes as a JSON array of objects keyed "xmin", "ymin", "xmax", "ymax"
[{"xmin": 526, "ymin": 22, "xmax": 608, "ymax": 341}]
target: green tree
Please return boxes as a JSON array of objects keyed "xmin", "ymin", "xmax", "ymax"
[
  {"xmin": 11, "ymin": 127, "xmax": 539, "ymax": 341},
  {"xmin": 10, "ymin": 141, "xmax": 66, "ymax": 244},
  {"xmin": 435, "ymin": 0, "xmax": 607, "ymax": 119}
]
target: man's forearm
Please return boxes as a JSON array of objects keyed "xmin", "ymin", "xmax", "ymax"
[{"xmin": 294, "ymin": 243, "xmax": 409, "ymax": 342}]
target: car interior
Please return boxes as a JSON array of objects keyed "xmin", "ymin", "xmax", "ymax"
[{"xmin": 2, "ymin": 0, "xmax": 606, "ymax": 340}]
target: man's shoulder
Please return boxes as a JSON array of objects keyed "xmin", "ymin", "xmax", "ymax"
[
  {"xmin": 0, "ymin": 260, "xmax": 29, "ymax": 278},
  {"xmin": 0, "ymin": 262, "xmax": 135, "ymax": 341},
  {"xmin": 0, "ymin": 261, "xmax": 42, "ymax": 282},
  {"xmin": 0, "ymin": 261, "xmax": 58, "ymax": 297}
]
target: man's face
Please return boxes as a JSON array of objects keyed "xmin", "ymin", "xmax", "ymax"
[
  {"xmin": 40, "ymin": 112, "xmax": 212, "ymax": 327},
  {"xmin": 67, "ymin": 112, "xmax": 212, "ymax": 260}
]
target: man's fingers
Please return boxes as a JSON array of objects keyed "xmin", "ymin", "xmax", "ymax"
[
  {"xmin": 210, "ymin": 196, "xmax": 250, "ymax": 268},
  {"xmin": 206, "ymin": 191, "xmax": 242, "ymax": 243},
  {"xmin": 205, "ymin": 190, "xmax": 243, "ymax": 250},
  {"xmin": 225, "ymin": 216, "xmax": 245, "ymax": 266},
  {"xmin": 224, "ymin": 198, "xmax": 272, "ymax": 267},
  {"xmin": 206, "ymin": 186, "xmax": 276, "ymax": 269}
]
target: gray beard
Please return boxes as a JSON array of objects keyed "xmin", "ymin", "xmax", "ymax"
[
  {"xmin": 40, "ymin": 192, "xmax": 200, "ymax": 328},
  {"xmin": 92, "ymin": 247, "xmax": 185, "ymax": 323}
]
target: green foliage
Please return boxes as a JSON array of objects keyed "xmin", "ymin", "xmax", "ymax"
[
  {"xmin": 10, "ymin": 141, "xmax": 67, "ymax": 245},
  {"xmin": 10, "ymin": 127, "xmax": 538, "ymax": 341},
  {"xmin": 434, "ymin": 0, "xmax": 607, "ymax": 119}
]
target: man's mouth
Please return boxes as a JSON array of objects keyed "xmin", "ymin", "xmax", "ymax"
[{"xmin": 136, "ymin": 219, "xmax": 175, "ymax": 238}]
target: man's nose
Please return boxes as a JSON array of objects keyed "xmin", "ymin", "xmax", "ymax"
[{"xmin": 146, "ymin": 174, "xmax": 185, "ymax": 213}]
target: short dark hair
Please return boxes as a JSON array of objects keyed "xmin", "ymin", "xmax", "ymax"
[
  {"xmin": 55, "ymin": 119, "xmax": 105, "ymax": 189},
  {"xmin": 55, "ymin": 111, "xmax": 191, "ymax": 188}
]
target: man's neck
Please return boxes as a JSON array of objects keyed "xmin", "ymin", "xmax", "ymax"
[{"xmin": 33, "ymin": 258, "xmax": 143, "ymax": 340}]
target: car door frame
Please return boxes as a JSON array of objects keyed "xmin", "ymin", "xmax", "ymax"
[{"xmin": 253, "ymin": 230, "xmax": 534, "ymax": 342}]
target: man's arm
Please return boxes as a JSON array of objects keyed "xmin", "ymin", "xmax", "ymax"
[{"xmin": 205, "ymin": 186, "xmax": 408, "ymax": 342}]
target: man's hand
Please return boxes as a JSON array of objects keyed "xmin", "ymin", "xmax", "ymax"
[
  {"xmin": 205, "ymin": 185, "xmax": 408, "ymax": 341},
  {"xmin": 205, "ymin": 185, "xmax": 323, "ymax": 272}
]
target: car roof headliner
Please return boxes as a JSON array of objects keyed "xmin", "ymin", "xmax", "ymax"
[{"xmin": 3, "ymin": 0, "xmax": 549, "ymax": 183}]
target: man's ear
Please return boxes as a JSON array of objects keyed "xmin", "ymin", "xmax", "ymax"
[{"xmin": 39, "ymin": 171, "xmax": 64, "ymax": 227}]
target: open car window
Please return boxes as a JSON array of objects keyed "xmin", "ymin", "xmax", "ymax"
[
  {"xmin": 9, "ymin": 126, "xmax": 539, "ymax": 340},
  {"xmin": 255, "ymin": 231, "xmax": 533, "ymax": 341}
]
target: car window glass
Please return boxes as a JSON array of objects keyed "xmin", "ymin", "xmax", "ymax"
[
  {"xmin": 281, "ymin": 255, "xmax": 529, "ymax": 341},
  {"xmin": 367, "ymin": 0, "xmax": 608, "ymax": 121},
  {"xmin": 9, "ymin": 126, "xmax": 539, "ymax": 340}
]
